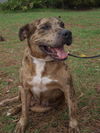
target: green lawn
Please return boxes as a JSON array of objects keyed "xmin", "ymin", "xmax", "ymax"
[{"xmin": 0, "ymin": 9, "xmax": 100, "ymax": 133}]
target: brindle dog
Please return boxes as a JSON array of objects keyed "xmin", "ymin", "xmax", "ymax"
[{"xmin": 0, "ymin": 17, "xmax": 80, "ymax": 133}]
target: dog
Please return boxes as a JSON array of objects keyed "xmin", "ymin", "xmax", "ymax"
[{"xmin": 0, "ymin": 17, "xmax": 80, "ymax": 133}]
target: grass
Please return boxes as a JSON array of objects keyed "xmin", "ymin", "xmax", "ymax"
[{"xmin": 0, "ymin": 8, "xmax": 100, "ymax": 133}]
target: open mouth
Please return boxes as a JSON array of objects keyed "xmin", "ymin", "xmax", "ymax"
[{"xmin": 39, "ymin": 45, "xmax": 69, "ymax": 60}]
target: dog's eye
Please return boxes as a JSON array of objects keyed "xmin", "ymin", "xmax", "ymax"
[
  {"xmin": 60, "ymin": 22, "xmax": 64, "ymax": 28},
  {"xmin": 41, "ymin": 24, "xmax": 51, "ymax": 30}
]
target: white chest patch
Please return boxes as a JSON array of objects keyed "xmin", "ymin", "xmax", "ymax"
[{"xmin": 29, "ymin": 57, "xmax": 57, "ymax": 96}]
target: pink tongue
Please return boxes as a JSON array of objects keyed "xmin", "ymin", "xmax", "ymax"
[{"xmin": 54, "ymin": 48, "xmax": 68, "ymax": 59}]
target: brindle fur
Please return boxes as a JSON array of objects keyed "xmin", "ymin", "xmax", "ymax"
[{"xmin": 0, "ymin": 17, "xmax": 80, "ymax": 133}]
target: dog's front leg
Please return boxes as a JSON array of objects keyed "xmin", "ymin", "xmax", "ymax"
[
  {"xmin": 14, "ymin": 88, "xmax": 31, "ymax": 133},
  {"xmin": 64, "ymin": 85, "xmax": 80, "ymax": 133}
]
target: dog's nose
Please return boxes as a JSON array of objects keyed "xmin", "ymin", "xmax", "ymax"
[
  {"xmin": 60, "ymin": 29, "xmax": 72, "ymax": 45},
  {"xmin": 62, "ymin": 29, "xmax": 72, "ymax": 38}
]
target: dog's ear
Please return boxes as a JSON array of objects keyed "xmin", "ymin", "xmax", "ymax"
[
  {"xmin": 19, "ymin": 19, "xmax": 41, "ymax": 41},
  {"xmin": 19, "ymin": 23, "xmax": 37, "ymax": 41},
  {"xmin": 19, "ymin": 24, "xmax": 30, "ymax": 41}
]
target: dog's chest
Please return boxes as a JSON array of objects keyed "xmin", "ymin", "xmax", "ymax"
[{"xmin": 30, "ymin": 58, "xmax": 57, "ymax": 96}]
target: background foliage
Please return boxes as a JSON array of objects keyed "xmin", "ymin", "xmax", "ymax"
[{"xmin": 0, "ymin": 0, "xmax": 100, "ymax": 11}]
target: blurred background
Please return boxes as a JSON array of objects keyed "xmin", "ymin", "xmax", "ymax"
[{"xmin": 0, "ymin": 0, "xmax": 100, "ymax": 11}]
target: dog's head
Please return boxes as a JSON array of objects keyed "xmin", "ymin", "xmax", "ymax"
[{"xmin": 19, "ymin": 17, "xmax": 72, "ymax": 60}]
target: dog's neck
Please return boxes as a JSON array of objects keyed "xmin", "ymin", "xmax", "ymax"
[{"xmin": 30, "ymin": 54, "xmax": 54, "ymax": 62}]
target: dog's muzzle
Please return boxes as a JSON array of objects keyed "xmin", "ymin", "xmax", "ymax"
[{"xmin": 39, "ymin": 29, "xmax": 72, "ymax": 61}]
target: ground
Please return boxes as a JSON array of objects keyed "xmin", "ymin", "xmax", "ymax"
[{"xmin": 0, "ymin": 9, "xmax": 100, "ymax": 133}]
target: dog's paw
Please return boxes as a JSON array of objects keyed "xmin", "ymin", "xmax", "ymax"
[
  {"xmin": 68, "ymin": 126, "xmax": 80, "ymax": 133},
  {"xmin": 69, "ymin": 119, "xmax": 80, "ymax": 133},
  {"xmin": 13, "ymin": 119, "xmax": 27, "ymax": 133}
]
